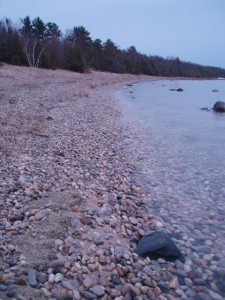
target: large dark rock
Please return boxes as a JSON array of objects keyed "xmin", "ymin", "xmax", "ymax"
[
  {"xmin": 135, "ymin": 231, "xmax": 184, "ymax": 262},
  {"xmin": 213, "ymin": 101, "xmax": 225, "ymax": 113}
]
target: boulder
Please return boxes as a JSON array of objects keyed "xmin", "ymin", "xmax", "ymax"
[
  {"xmin": 135, "ymin": 231, "xmax": 184, "ymax": 262},
  {"xmin": 176, "ymin": 88, "xmax": 183, "ymax": 92},
  {"xmin": 213, "ymin": 101, "xmax": 225, "ymax": 113}
]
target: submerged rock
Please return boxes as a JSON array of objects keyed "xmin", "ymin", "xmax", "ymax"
[
  {"xmin": 200, "ymin": 107, "xmax": 210, "ymax": 112},
  {"xmin": 213, "ymin": 101, "xmax": 225, "ymax": 113},
  {"xmin": 135, "ymin": 231, "xmax": 184, "ymax": 262}
]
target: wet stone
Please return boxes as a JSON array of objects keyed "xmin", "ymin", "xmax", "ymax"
[{"xmin": 136, "ymin": 231, "xmax": 184, "ymax": 262}]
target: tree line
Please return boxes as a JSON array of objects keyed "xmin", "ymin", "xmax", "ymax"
[{"xmin": 1, "ymin": 16, "xmax": 225, "ymax": 78}]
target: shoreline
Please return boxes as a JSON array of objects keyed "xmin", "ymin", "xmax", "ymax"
[
  {"xmin": 0, "ymin": 65, "xmax": 223, "ymax": 299},
  {"xmin": 0, "ymin": 65, "xmax": 158, "ymax": 300}
]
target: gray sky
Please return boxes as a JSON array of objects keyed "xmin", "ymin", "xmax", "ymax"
[{"xmin": 1, "ymin": 0, "xmax": 225, "ymax": 68}]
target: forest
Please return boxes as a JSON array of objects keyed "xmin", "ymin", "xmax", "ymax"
[{"xmin": 1, "ymin": 16, "xmax": 225, "ymax": 78}]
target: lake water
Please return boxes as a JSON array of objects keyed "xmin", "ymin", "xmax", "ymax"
[
  {"xmin": 118, "ymin": 79, "xmax": 225, "ymax": 293},
  {"xmin": 119, "ymin": 80, "xmax": 225, "ymax": 207}
]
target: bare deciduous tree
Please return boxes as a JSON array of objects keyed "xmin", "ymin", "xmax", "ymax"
[{"xmin": 20, "ymin": 16, "xmax": 47, "ymax": 67}]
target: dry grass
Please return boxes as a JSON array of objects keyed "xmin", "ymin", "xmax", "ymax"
[{"xmin": 73, "ymin": 84, "xmax": 90, "ymax": 98}]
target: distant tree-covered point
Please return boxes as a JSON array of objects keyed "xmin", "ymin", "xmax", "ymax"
[{"xmin": 1, "ymin": 16, "xmax": 225, "ymax": 78}]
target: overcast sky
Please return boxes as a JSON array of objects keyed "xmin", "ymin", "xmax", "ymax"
[{"xmin": 1, "ymin": 0, "xmax": 225, "ymax": 68}]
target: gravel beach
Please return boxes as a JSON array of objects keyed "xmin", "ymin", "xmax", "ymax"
[{"xmin": 0, "ymin": 64, "xmax": 224, "ymax": 300}]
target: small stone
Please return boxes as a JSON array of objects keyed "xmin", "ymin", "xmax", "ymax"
[
  {"xmin": 28, "ymin": 268, "xmax": 38, "ymax": 287},
  {"xmin": 121, "ymin": 284, "xmax": 132, "ymax": 296},
  {"xmin": 7, "ymin": 244, "xmax": 16, "ymax": 251},
  {"xmin": 203, "ymin": 254, "xmax": 213, "ymax": 262},
  {"xmin": 55, "ymin": 239, "xmax": 64, "ymax": 246},
  {"xmin": 114, "ymin": 246, "xmax": 124, "ymax": 257},
  {"xmin": 184, "ymin": 278, "xmax": 193, "ymax": 287},
  {"xmin": 192, "ymin": 293, "xmax": 212, "ymax": 300},
  {"xmin": 80, "ymin": 217, "xmax": 92, "ymax": 225},
  {"xmin": 15, "ymin": 278, "xmax": 27, "ymax": 286},
  {"xmin": 62, "ymin": 280, "xmax": 75, "ymax": 290},
  {"xmin": 54, "ymin": 273, "xmax": 63, "ymax": 282},
  {"xmin": 94, "ymin": 238, "xmax": 104, "ymax": 246},
  {"xmin": 193, "ymin": 278, "xmax": 206, "ymax": 286},
  {"xmin": 87, "ymin": 264, "xmax": 96, "ymax": 272},
  {"xmin": 35, "ymin": 208, "xmax": 51, "ymax": 220},
  {"xmin": 49, "ymin": 259, "xmax": 65, "ymax": 269},
  {"xmin": 73, "ymin": 289, "xmax": 81, "ymax": 300},
  {"xmin": 112, "ymin": 275, "xmax": 122, "ymax": 285},
  {"xmin": 37, "ymin": 272, "xmax": 48, "ymax": 283},
  {"xmin": 99, "ymin": 255, "xmax": 106, "ymax": 264},
  {"xmin": 169, "ymin": 277, "xmax": 179, "ymax": 289},
  {"xmin": 110, "ymin": 289, "xmax": 120, "ymax": 298},
  {"xmin": 157, "ymin": 258, "xmax": 166, "ymax": 264},
  {"xmin": 83, "ymin": 277, "xmax": 93, "ymax": 289},
  {"xmin": 48, "ymin": 273, "xmax": 55, "ymax": 283},
  {"xmin": 154, "ymin": 287, "xmax": 161, "ymax": 296},
  {"xmin": 83, "ymin": 291, "xmax": 97, "ymax": 299},
  {"xmin": 6, "ymin": 290, "xmax": 16, "ymax": 298},
  {"xmin": 156, "ymin": 221, "xmax": 163, "ymax": 228},
  {"xmin": 208, "ymin": 290, "xmax": 223, "ymax": 300},
  {"xmin": 129, "ymin": 217, "xmax": 138, "ymax": 225},
  {"xmin": 130, "ymin": 285, "xmax": 141, "ymax": 296},
  {"xmin": 0, "ymin": 284, "xmax": 8, "ymax": 291},
  {"xmin": 89, "ymin": 284, "xmax": 105, "ymax": 297}
]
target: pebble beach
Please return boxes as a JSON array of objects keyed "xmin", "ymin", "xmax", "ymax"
[{"xmin": 0, "ymin": 64, "xmax": 224, "ymax": 300}]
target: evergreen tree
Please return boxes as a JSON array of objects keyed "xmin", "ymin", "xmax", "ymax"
[
  {"xmin": 102, "ymin": 39, "xmax": 118, "ymax": 72},
  {"xmin": 66, "ymin": 45, "xmax": 85, "ymax": 72},
  {"xmin": 66, "ymin": 26, "xmax": 92, "ymax": 65},
  {"xmin": 0, "ymin": 16, "xmax": 225, "ymax": 78}
]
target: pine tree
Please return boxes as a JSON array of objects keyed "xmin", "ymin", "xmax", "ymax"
[{"xmin": 66, "ymin": 45, "xmax": 85, "ymax": 72}]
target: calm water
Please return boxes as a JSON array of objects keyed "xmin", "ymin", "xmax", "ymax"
[
  {"xmin": 119, "ymin": 79, "xmax": 225, "ymax": 190},
  {"xmin": 118, "ymin": 79, "xmax": 225, "ymax": 296},
  {"xmin": 121, "ymin": 80, "xmax": 225, "ymax": 162},
  {"xmin": 118, "ymin": 79, "xmax": 225, "ymax": 238}
]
